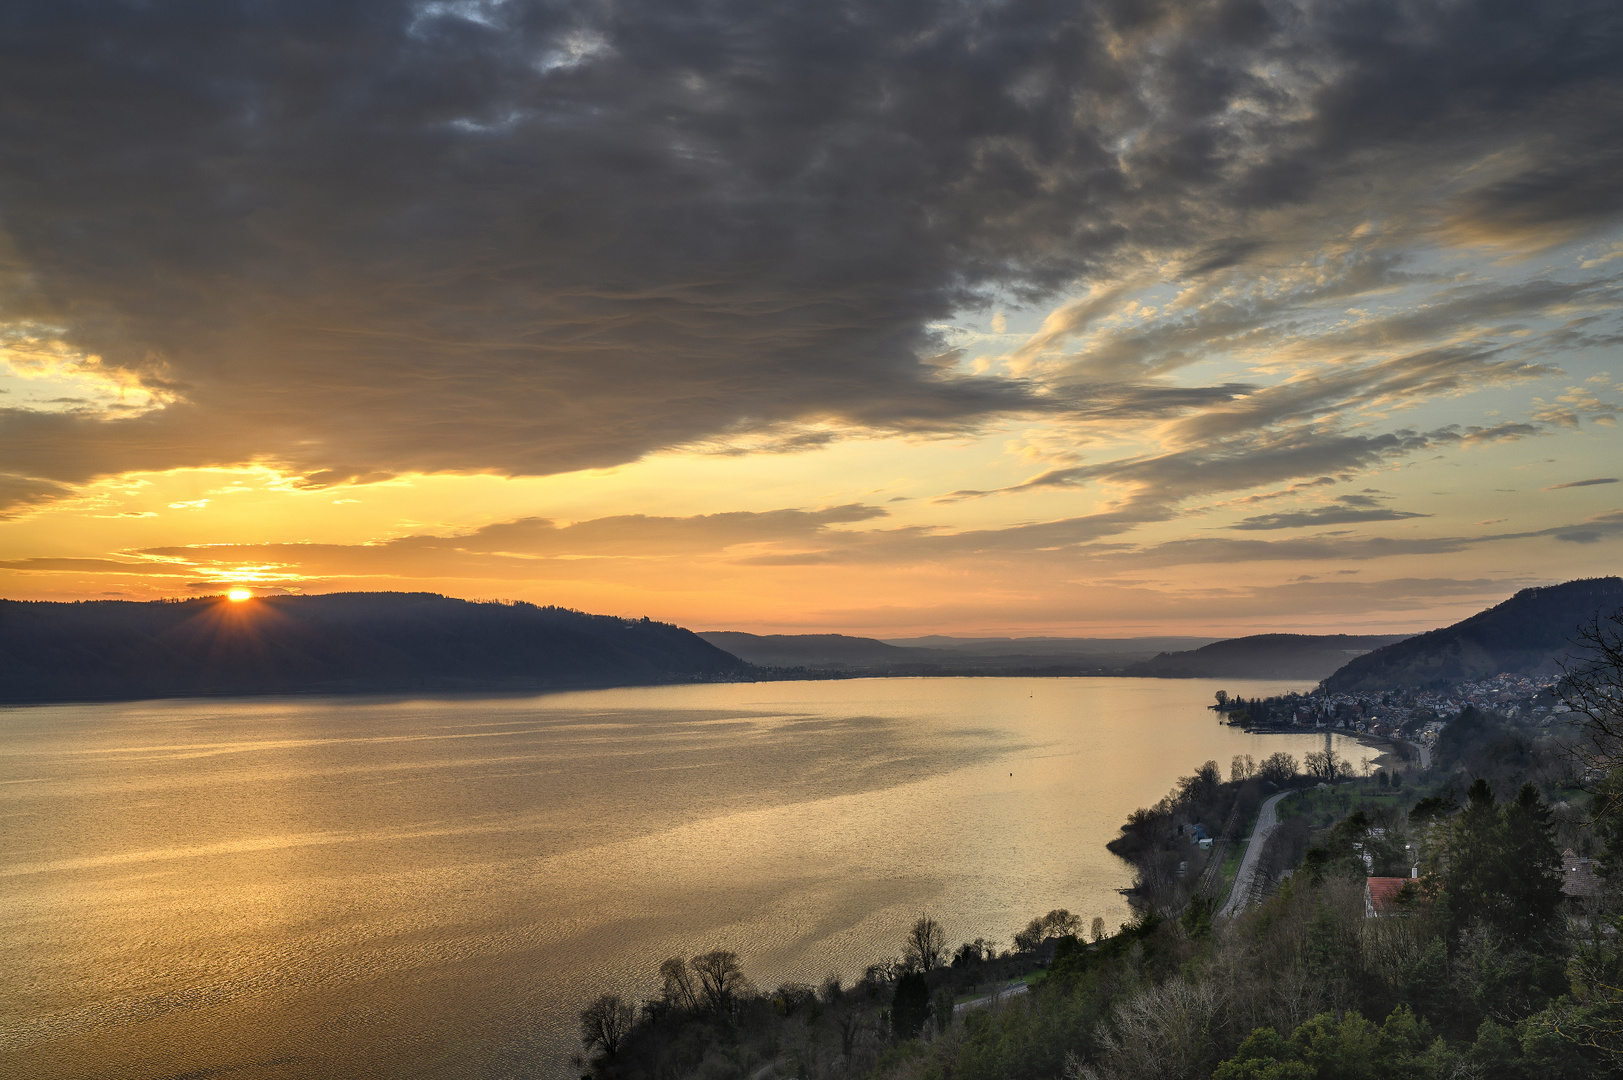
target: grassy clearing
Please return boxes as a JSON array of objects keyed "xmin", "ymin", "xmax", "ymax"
[{"xmin": 1215, "ymin": 841, "xmax": 1244, "ymax": 901}]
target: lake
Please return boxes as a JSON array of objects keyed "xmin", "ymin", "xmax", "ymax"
[{"xmin": 0, "ymin": 677, "xmax": 1368, "ymax": 1080}]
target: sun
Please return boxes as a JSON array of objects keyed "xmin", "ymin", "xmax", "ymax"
[{"xmin": 227, "ymin": 588, "xmax": 253, "ymax": 602}]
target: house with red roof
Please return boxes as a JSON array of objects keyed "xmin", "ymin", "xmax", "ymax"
[{"xmin": 1365, "ymin": 876, "xmax": 1420, "ymax": 917}]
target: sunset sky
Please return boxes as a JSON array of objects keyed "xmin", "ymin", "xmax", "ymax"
[{"xmin": 0, "ymin": 0, "xmax": 1619, "ymax": 635}]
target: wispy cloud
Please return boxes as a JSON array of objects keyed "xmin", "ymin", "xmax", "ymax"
[
  {"xmin": 1544, "ymin": 477, "xmax": 1620, "ymax": 490},
  {"xmin": 1228, "ymin": 507, "xmax": 1431, "ymax": 532}
]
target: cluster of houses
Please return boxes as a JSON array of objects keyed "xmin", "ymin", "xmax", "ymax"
[{"xmin": 1258, "ymin": 674, "xmax": 1565, "ymax": 749}]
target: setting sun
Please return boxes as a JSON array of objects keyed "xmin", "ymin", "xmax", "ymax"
[{"xmin": 226, "ymin": 588, "xmax": 252, "ymax": 602}]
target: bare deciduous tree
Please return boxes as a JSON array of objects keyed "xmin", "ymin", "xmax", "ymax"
[
  {"xmin": 1562, "ymin": 609, "xmax": 1623, "ymax": 807},
  {"xmin": 579, "ymin": 994, "xmax": 635, "ymax": 1058},
  {"xmin": 836, "ymin": 1010, "xmax": 865, "ymax": 1060},
  {"xmin": 691, "ymin": 950, "xmax": 748, "ymax": 1012},
  {"xmin": 1555, "ymin": 608, "xmax": 1623, "ymax": 1059},
  {"xmin": 1043, "ymin": 909, "xmax": 1082, "ymax": 937},
  {"xmin": 1014, "ymin": 908, "xmax": 1083, "ymax": 952},
  {"xmin": 1258, "ymin": 752, "xmax": 1298, "ymax": 786},
  {"xmin": 659, "ymin": 955, "xmax": 699, "ymax": 1011},
  {"xmin": 905, "ymin": 913, "xmax": 946, "ymax": 972},
  {"xmin": 1267, "ymin": 963, "xmax": 1328, "ymax": 1037},
  {"xmin": 1304, "ymin": 747, "xmax": 1347, "ymax": 783},
  {"xmin": 1068, "ymin": 979, "xmax": 1223, "ymax": 1080}
]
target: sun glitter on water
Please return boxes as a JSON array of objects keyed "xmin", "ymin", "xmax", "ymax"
[{"xmin": 227, "ymin": 589, "xmax": 253, "ymax": 602}]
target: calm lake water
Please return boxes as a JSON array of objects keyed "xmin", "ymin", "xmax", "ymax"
[{"xmin": 0, "ymin": 677, "xmax": 1368, "ymax": 1080}]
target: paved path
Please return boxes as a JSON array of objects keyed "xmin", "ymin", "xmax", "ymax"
[
  {"xmin": 1390, "ymin": 737, "xmax": 1430, "ymax": 771},
  {"xmin": 954, "ymin": 980, "xmax": 1030, "ymax": 1013},
  {"xmin": 1218, "ymin": 789, "xmax": 1294, "ymax": 920}
]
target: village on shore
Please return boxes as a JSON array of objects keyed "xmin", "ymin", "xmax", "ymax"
[{"xmin": 1217, "ymin": 673, "xmax": 1569, "ymax": 761}]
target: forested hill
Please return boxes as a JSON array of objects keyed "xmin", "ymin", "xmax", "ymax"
[
  {"xmin": 0, "ymin": 592, "xmax": 750, "ymax": 703},
  {"xmin": 1324, "ymin": 576, "xmax": 1623, "ymax": 692},
  {"xmin": 1124, "ymin": 633, "xmax": 1409, "ymax": 679}
]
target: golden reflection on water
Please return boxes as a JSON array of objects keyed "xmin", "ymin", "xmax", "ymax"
[{"xmin": 0, "ymin": 678, "xmax": 1365, "ymax": 1080}]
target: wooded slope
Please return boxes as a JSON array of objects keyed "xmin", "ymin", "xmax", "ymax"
[
  {"xmin": 0, "ymin": 592, "xmax": 749, "ymax": 703},
  {"xmin": 1324, "ymin": 577, "xmax": 1623, "ymax": 691}
]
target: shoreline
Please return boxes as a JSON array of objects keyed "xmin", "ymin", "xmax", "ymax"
[
  {"xmin": 0, "ymin": 670, "xmax": 1325, "ymax": 710},
  {"xmin": 1239, "ymin": 724, "xmax": 1415, "ymax": 769}
]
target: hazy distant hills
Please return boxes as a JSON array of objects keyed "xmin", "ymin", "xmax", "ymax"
[
  {"xmin": 698, "ymin": 629, "xmax": 1390, "ymax": 678},
  {"xmin": 1324, "ymin": 577, "xmax": 1623, "ymax": 692},
  {"xmin": 0, "ymin": 593, "xmax": 747, "ymax": 703},
  {"xmin": 696, "ymin": 630, "xmax": 1218, "ymax": 673},
  {"xmin": 696, "ymin": 632, "xmax": 921, "ymax": 668},
  {"xmin": 883, "ymin": 635, "xmax": 1217, "ymax": 661},
  {"xmin": 1126, "ymin": 634, "xmax": 1411, "ymax": 680}
]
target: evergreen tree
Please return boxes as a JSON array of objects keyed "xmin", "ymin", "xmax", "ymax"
[
  {"xmin": 1499, "ymin": 783, "xmax": 1565, "ymax": 941},
  {"xmin": 1445, "ymin": 779, "xmax": 1566, "ymax": 942},
  {"xmin": 1445, "ymin": 779, "xmax": 1507, "ymax": 933},
  {"xmin": 890, "ymin": 971, "xmax": 929, "ymax": 1039},
  {"xmin": 1211, "ymin": 1028, "xmax": 1311, "ymax": 1080}
]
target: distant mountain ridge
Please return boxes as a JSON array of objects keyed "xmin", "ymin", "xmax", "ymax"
[
  {"xmin": 879, "ymin": 635, "xmax": 1217, "ymax": 657},
  {"xmin": 697, "ymin": 631, "xmax": 1217, "ymax": 672},
  {"xmin": 1125, "ymin": 634, "xmax": 1410, "ymax": 680},
  {"xmin": 0, "ymin": 592, "xmax": 747, "ymax": 703},
  {"xmin": 699, "ymin": 629, "xmax": 1395, "ymax": 678},
  {"xmin": 696, "ymin": 632, "xmax": 918, "ymax": 668},
  {"xmin": 1323, "ymin": 577, "xmax": 1623, "ymax": 692}
]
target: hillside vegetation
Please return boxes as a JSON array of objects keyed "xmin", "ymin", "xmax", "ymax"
[
  {"xmin": 1127, "ymin": 634, "xmax": 1408, "ymax": 680},
  {"xmin": 0, "ymin": 592, "xmax": 747, "ymax": 702},
  {"xmin": 1325, "ymin": 578, "xmax": 1623, "ymax": 691}
]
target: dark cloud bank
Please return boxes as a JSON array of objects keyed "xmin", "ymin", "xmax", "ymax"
[{"xmin": 0, "ymin": 0, "xmax": 1621, "ymax": 499}]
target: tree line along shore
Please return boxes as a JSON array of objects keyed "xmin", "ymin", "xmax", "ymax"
[{"xmin": 571, "ymin": 612, "xmax": 1623, "ymax": 1080}]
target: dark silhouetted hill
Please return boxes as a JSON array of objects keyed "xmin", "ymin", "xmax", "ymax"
[
  {"xmin": 1323, "ymin": 577, "xmax": 1623, "ymax": 692},
  {"xmin": 0, "ymin": 592, "xmax": 749, "ymax": 703},
  {"xmin": 1126, "ymin": 634, "xmax": 1410, "ymax": 680}
]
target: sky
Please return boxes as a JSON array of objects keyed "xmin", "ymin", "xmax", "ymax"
[{"xmin": 0, "ymin": 0, "xmax": 1620, "ymax": 636}]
